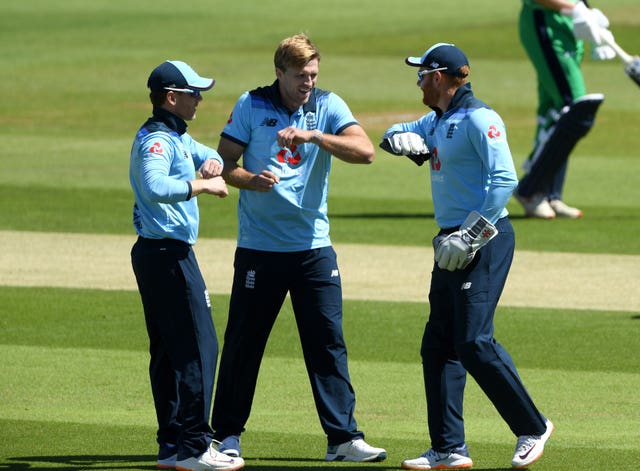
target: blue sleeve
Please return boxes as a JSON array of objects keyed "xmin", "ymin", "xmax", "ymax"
[
  {"xmin": 383, "ymin": 114, "xmax": 432, "ymax": 140},
  {"xmin": 326, "ymin": 93, "xmax": 358, "ymax": 135},
  {"xmin": 182, "ymin": 133, "xmax": 224, "ymax": 170},
  {"xmin": 139, "ymin": 134, "xmax": 191, "ymax": 203},
  {"xmin": 221, "ymin": 92, "xmax": 252, "ymax": 145},
  {"xmin": 468, "ymin": 109, "xmax": 518, "ymax": 223}
]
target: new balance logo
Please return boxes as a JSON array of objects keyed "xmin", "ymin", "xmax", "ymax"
[
  {"xmin": 260, "ymin": 117, "xmax": 278, "ymax": 127},
  {"xmin": 331, "ymin": 269, "xmax": 339, "ymax": 278},
  {"xmin": 461, "ymin": 282, "xmax": 472, "ymax": 290}
]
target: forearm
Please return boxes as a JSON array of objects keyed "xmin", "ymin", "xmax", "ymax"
[
  {"xmin": 221, "ymin": 160, "xmax": 257, "ymax": 189},
  {"xmin": 221, "ymin": 159, "xmax": 279, "ymax": 192},
  {"xmin": 314, "ymin": 130, "xmax": 375, "ymax": 164},
  {"xmin": 533, "ymin": 0, "xmax": 576, "ymax": 13}
]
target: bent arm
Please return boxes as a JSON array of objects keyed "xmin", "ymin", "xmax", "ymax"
[
  {"xmin": 317, "ymin": 124, "xmax": 375, "ymax": 164},
  {"xmin": 277, "ymin": 124, "xmax": 375, "ymax": 165},
  {"xmin": 218, "ymin": 137, "xmax": 279, "ymax": 191}
]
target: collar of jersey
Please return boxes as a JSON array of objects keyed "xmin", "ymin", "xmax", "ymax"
[{"xmin": 151, "ymin": 107, "xmax": 188, "ymax": 135}]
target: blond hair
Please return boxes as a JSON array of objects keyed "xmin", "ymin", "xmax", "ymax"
[
  {"xmin": 443, "ymin": 65, "xmax": 469, "ymax": 88},
  {"xmin": 274, "ymin": 33, "xmax": 321, "ymax": 71}
]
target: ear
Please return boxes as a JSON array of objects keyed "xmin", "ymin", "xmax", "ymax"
[{"xmin": 166, "ymin": 90, "xmax": 178, "ymax": 106}]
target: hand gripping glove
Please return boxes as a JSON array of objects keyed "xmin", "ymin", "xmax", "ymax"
[
  {"xmin": 379, "ymin": 132, "xmax": 431, "ymax": 166},
  {"xmin": 569, "ymin": 1, "xmax": 603, "ymax": 44},
  {"xmin": 433, "ymin": 211, "xmax": 498, "ymax": 271}
]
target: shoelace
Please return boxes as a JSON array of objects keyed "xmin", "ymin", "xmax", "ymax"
[
  {"xmin": 209, "ymin": 448, "xmax": 235, "ymax": 462},
  {"xmin": 422, "ymin": 449, "xmax": 448, "ymax": 460},
  {"xmin": 515, "ymin": 436, "xmax": 537, "ymax": 453}
]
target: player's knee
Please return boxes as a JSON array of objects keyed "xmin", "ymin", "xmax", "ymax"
[{"xmin": 455, "ymin": 337, "xmax": 498, "ymax": 372}]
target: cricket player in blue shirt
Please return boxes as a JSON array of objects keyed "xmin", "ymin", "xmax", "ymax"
[
  {"xmin": 130, "ymin": 60, "xmax": 244, "ymax": 471},
  {"xmin": 210, "ymin": 33, "xmax": 387, "ymax": 463},
  {"xmin": 381, "ymin": 43, "xmax": 553, "ymax": 470}
]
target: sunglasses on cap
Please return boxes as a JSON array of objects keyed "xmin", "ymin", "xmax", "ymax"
[
  {"xmin": 417, "ymin": 67, "xmax": 448, "ymax": 81},
  {"xmin": 164, "ymin": 87, "xmax": 201, "ymax": 98}
]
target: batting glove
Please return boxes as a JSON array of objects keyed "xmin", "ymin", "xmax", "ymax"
[
  {"xmin": 592, "ymin": 8, "xmax": 610, "ymax": 29},
  {"xmin": 568, "ymin": 1, "xmax": 603, "ymax": 45},
  {"xmin": 591, "ymin": 39, "xmax": 616, "ymax": 61},
  {"xmin": 433, "ymin": 211, "xmax": 498, "ymax": 271},
  {"xmin": 380, "ymin": 132, "xmax": 431, "ymax": 166},
  {"xmin": 589, "ymin": 8, "xmax": 615, "ymax": 60}
]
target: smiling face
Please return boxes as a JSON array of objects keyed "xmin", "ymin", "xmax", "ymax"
[{"xmin": 276, "ymin": 58, "xmax": 319, "ymax": 112}]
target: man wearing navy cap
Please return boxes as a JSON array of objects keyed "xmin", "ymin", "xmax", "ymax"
[
  {"xmin": 130, "ymin": 60, "xmax": 244, "ymax": 471},
  {"xmin": 381, "ymin": 43, "xmax": 553, "ymax": 469}
]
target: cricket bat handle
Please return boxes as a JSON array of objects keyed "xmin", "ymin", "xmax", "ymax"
[{"xmin": 600, "ymin": 27, "xmax": 633, "ymax": 64}]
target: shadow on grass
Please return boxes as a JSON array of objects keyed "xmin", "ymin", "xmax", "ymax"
[
  {"xmin": 0, "ymin": 455, "xmax": 156, "ymax": 470},
  {"xmin": 0, "ymin": 456, "xmax": 513, "ymax": 470},
  {"xmin": 331, "ymin": 212, "xmax": 434, "ymax": 220}
]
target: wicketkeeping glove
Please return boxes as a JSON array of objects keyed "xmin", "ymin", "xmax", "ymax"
[
  {"xmin": 379, "ymin": 132, "xmax": 431, "ymax": 166},
  {"xmin": 433, "ymin": 211, "xmax": 498, "ymax": 271}
]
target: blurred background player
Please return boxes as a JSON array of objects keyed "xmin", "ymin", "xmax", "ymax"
[{"xmin": 515, "ymin": 0, "xmax": 615, "ymax": 218}]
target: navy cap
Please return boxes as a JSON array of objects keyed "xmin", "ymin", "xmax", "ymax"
[
  {"xmin": 147, "ymin": 60, "xmax": 215, "ymax": 92},
  {"xmin": 405, "ymin": 43, "xmax": 469, "ymax": 77}
]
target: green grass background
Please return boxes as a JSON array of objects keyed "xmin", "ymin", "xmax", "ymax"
[{"xmin": 1, "ymin": 0, "xmax": 639, "ymax": 469}]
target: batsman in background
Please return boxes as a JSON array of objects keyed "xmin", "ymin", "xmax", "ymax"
[
  {"xmin": 515, "ymin": 0, "xmax": 616, "ymax": 219},
  {"xmin": 210, "ymin": 33, "xmax": 387, "ymax": 463},
  {"xmin": 381, "ymin": 43, "xmax": 553, "ymax": 470},
  {"xmin": 130, "ymin": 60, "xmax": 244, "ymax": 471}
]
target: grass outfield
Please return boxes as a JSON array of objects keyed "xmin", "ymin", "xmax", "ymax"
[
  {"xmin": 1, "ymin": 287, "xmax": 639, "ymax": 470},
  {"xmin": 1, "ymin": 0, "xmax": 640, "ymax": 469}
]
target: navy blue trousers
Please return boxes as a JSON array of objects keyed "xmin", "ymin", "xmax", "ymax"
[
  {"xmin": 211, "ymin": 246, "xmax": 363, "ymax": 446},
  {"xmin": 131, "ymin": 237, "xmax": 217, "ymax": 459},
  {"xmin": 421, "ymin": 218, "xmax": 546, "ymax": 452}
]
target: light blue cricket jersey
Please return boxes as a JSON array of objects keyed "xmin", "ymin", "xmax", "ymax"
[
  {"xmin": 221, "ymin": 81, "xmax": 358, "ymax": 251},
  {"xmin": 384, "ymin": 84, "xmax": 518, "ymax": 228},
  {"xmin": 130, "ymin": 108, "xmax": 223, "ymax": 245}
]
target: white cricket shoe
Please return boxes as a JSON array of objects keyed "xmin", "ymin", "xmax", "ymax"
[
  {"xmin": 515, "ymin": 193, "xmax": 556, "ymax": 219},
  {"xmin": 216, "ymin": 435, "xmax": 241, "ymax": 458},
  {"xmin": 325, "ymin": 438, "xmax": 387, "ymax": 462},
  {"xmin": 549, "ymin": 199, "xmax": 583, "ymax": 219},
  {"xmin": 511, "ymin": 419, "xmax": 554, "ymax": 469},
  {"xmin": 175, "ymin": 443, "xmax": 245, "ymax": 471},
  {"xmin": 401, "ymin": 445, "xmax": 473, "ymax": 470},
  {"xmin": 157, "ymin": 453, "xmax": 177, "ymax": 469},
  {"xmin": 157, "ymin": 443, "xmax": 177, "ymax": 469}
]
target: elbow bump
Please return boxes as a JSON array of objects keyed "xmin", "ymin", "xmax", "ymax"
[{"xmin": 364, "ymin": 149, "xmax": 375, "ymax": 164}]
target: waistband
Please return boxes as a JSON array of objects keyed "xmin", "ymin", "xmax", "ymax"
[{"xmin": 136, "ymin": 235, "xmax": 191, "ymax": 248}]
